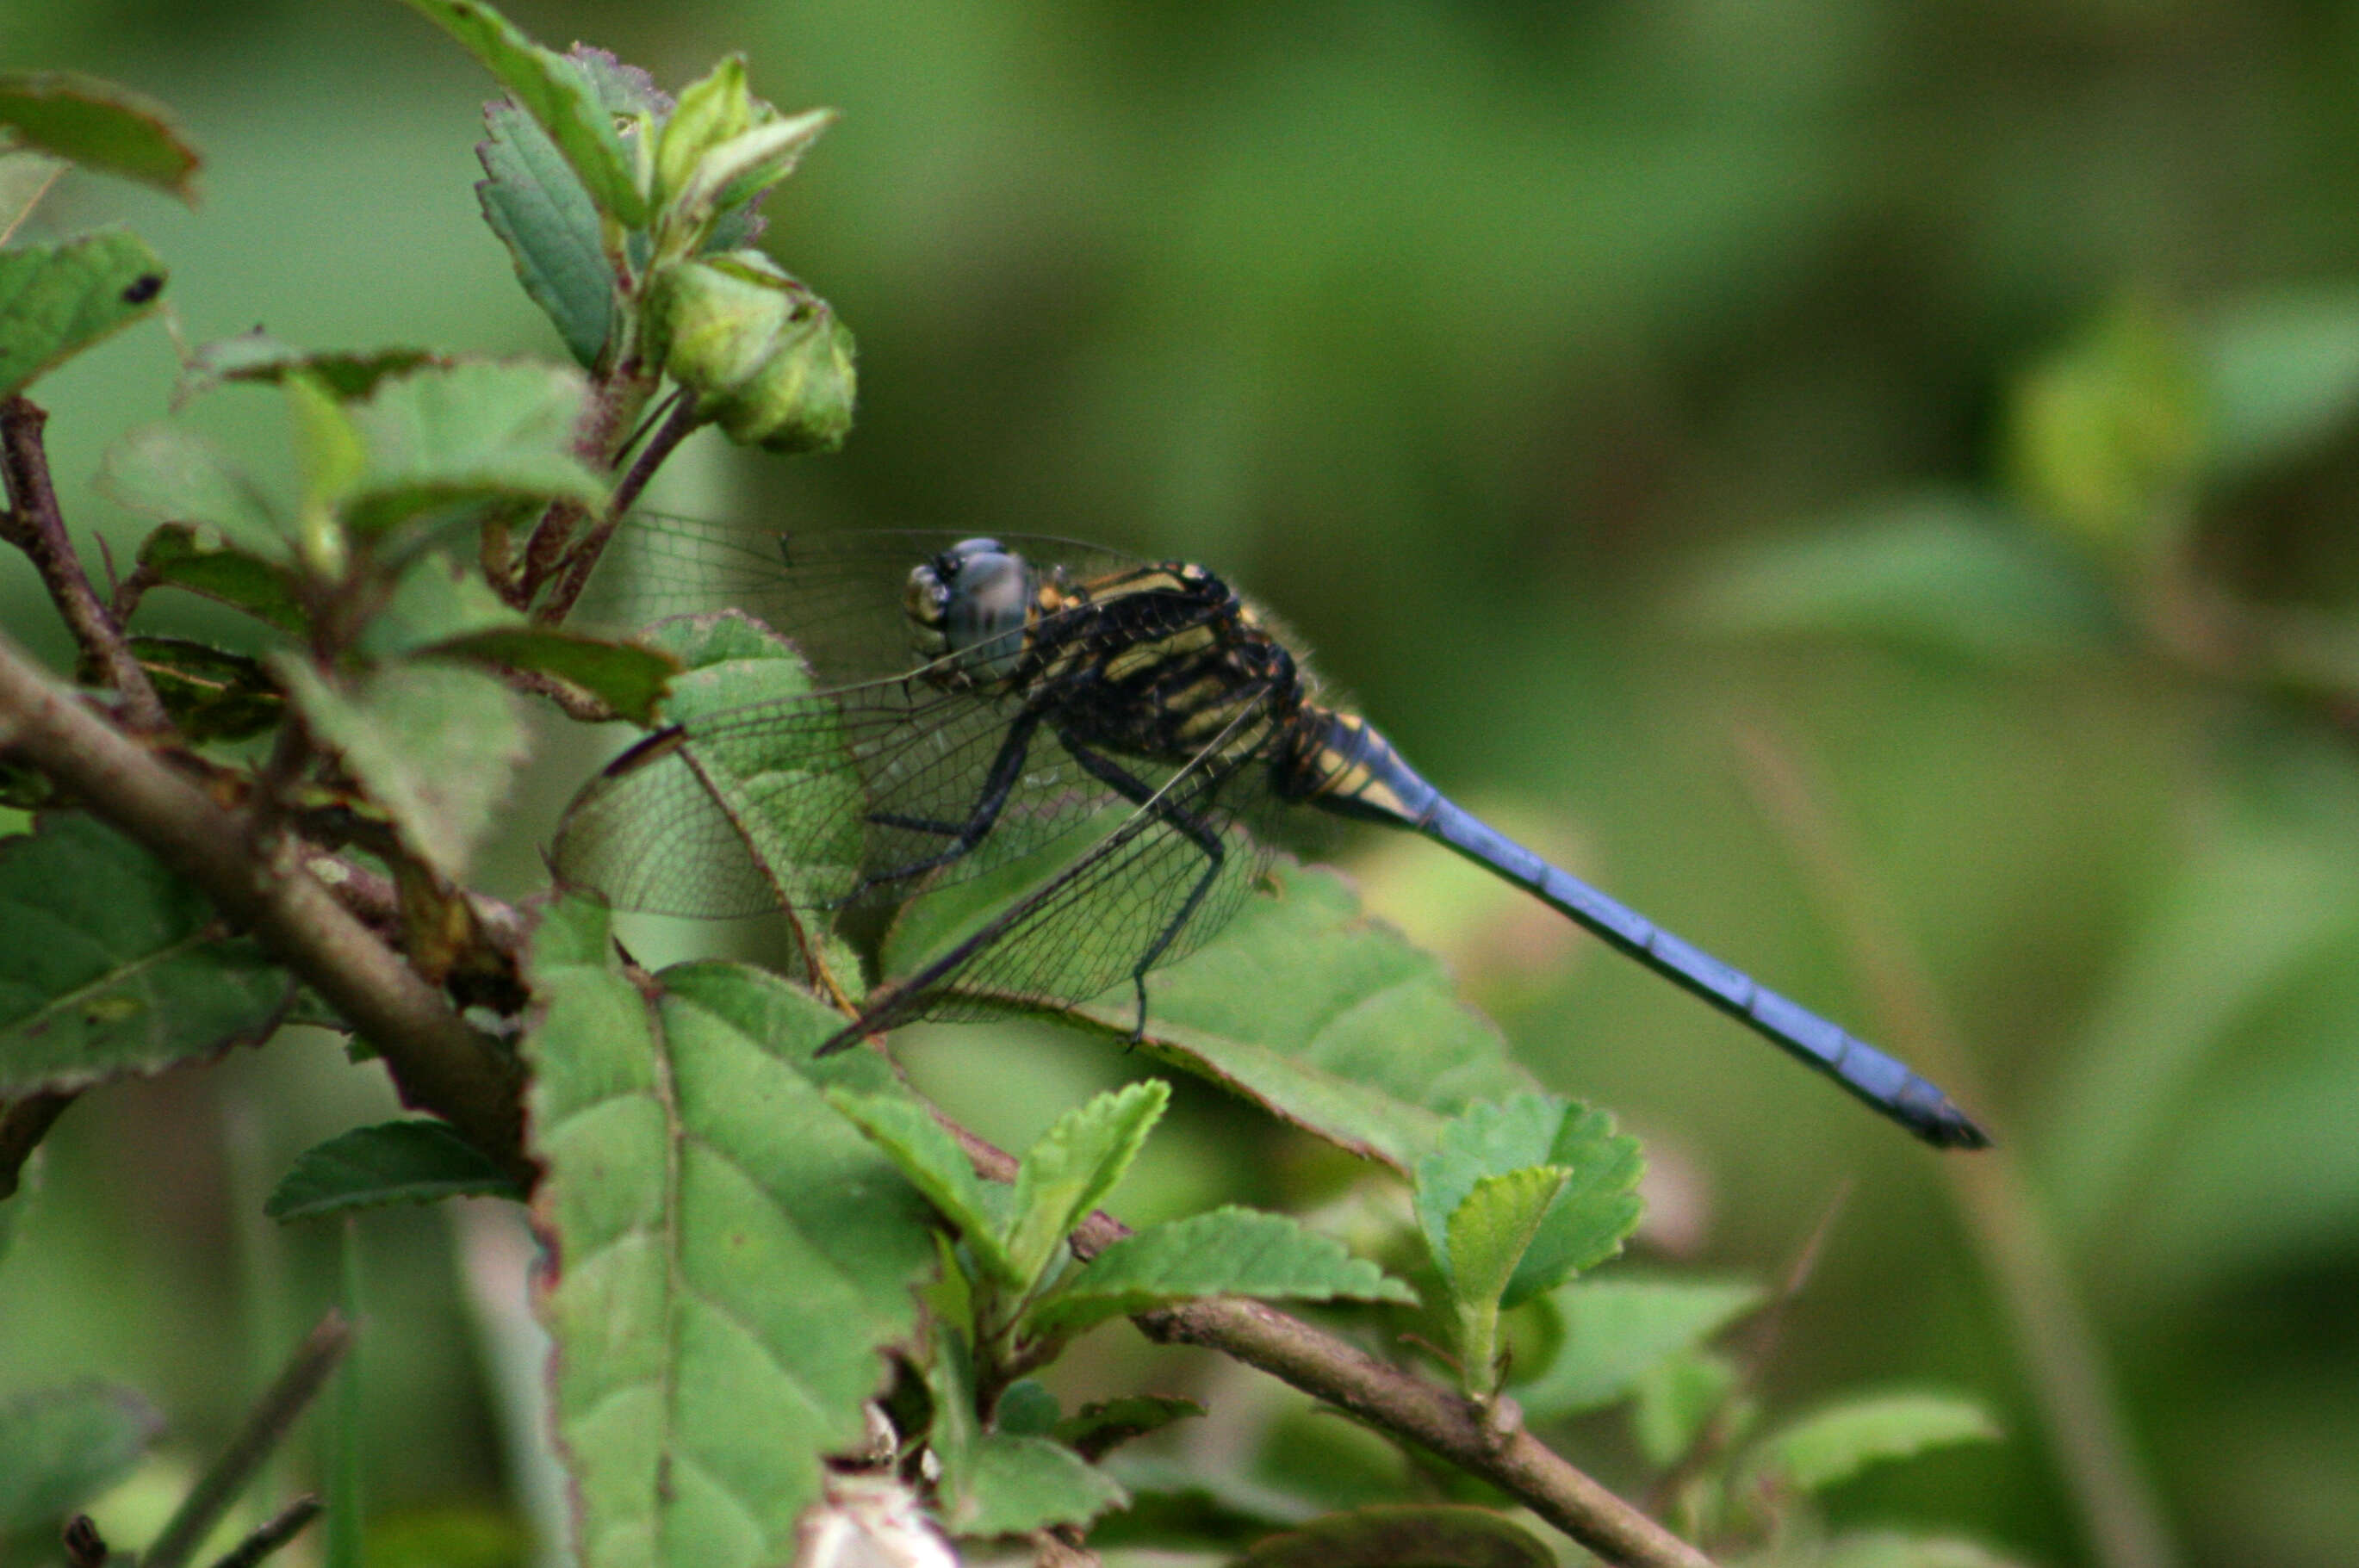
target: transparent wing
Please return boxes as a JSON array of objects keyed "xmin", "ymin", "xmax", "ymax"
[
  {"xmin": 573, "ymin": 513, "xmax": 1152, "ymax": 685},
  {"xmin": 554, "ymin": 672, "xmax": 1184, "ymax": 921},
  {"xmin": 560, "ymin": 512, "xmax": 1288, "ymax": 1027},
  {"xmin": 866, "ymin": 692, "xmax": 1284, "ymax": 1028}
]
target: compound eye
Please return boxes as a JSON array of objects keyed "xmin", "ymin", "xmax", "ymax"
[
  {"xmin": 904, "ymin": 564, "xmax": 952, "ymax": 639},
  {"xmin": 941, "ymin": 537, "xmax": 1008, "ymax": 577},
  {"xmin": 946, "ymin": 551, "xmax": 1027, "ymax": 651}
]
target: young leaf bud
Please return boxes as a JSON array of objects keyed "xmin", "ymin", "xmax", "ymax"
[
  {"xmin": 655, "ymin": 55, "xmax": 755, "ymax": 207},
  {"xmin": 647, "ymin": 251, "xmax": 856, "ymax": 454},
  {"xmin": 723, "ymin": 294, "xmax": 855, "ymax": 453}
]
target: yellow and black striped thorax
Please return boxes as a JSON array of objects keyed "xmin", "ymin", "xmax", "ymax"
[{"xmin": 904, "ymin": 540, "xmax": 1304, "ymax": 766}]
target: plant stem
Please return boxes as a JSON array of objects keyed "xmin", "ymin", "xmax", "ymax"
[
  {"xmin": 1732, "ymin": 722, "xmax": 2181, "ymax": 1568},
  {"xmin": 0, "ymin": 632, "xmax": 532, "ymax": 1182},
  {"xmin": 202, "ymin": 1496, "xmax": 321, "ymax": 1568},
  {"xmin": 0, "ymin": 397, "xmax": 169, "ymax": 734},
  {"xmin": 932, "ymin": 1118, "xmax": 1716, "ymax": 1568},
  {"xmin": 537, "ymin": 396, "xmax": 704, "ymax": 625},
  {"xmin": 146, "ymin": 1312, "xmax": 351, "ymax": 1568},
  {"xmin": 517, "ymin": 356, "xmax": 660, "ymax": 606}
]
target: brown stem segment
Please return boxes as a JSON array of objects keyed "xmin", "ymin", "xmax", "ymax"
[
  {"xmin": 203, "ymin": 1495, "xmax": 321, "ymax": 1568},
  {"xmin": 935, "ymin": 1119, "xmax": 1717, "ymax": 1568},
  {"xmin": 537, "ymin": 396, "xmax": 705, "ymax": 625},
  {"xmin": 146, "ymin": 1313, "xmax": 349, "ymax": 1568},
  {"xmin": 517, "ymin": 356, "xmax": 660, "ymax": 607},
  {"xmin": 0, "ymin": 397, "xmax": 169, "ymax": 734},
  {"xmin": 0, "ymin": 633, "xmax": 531, "ymax": 1183}
]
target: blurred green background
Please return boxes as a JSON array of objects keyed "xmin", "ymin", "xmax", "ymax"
[{"xmin": 7, "ymin": 0, "xmax": 2359, "ymax": 1564}]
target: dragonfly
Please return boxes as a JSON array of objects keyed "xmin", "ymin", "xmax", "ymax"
[{"xmin": 554, "ymin": 518, "xmax": 1990, "ymax": 1150}]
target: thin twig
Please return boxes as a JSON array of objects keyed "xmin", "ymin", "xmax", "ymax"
[
  {"xmin": 537, "ymin": 396, "xmax": 704, "ymax": 625},
  {"xmin": 0, "ymin": 632, "xmax": 531, "ymax": 1181},
  {"xmin": 606, "ymin": 389, "xmax": 694, "ymax": 517},
  {"xmin": 0, "ymin": 397, "xmax": 169, "ymax": 733},
  {"xmin": 931, "ymin": 1117, "xmax": 1717, "ymax": 1568},
  {"xmin": 518, "ymin": 357, "xmax": 660, "ymax": 606},
  {"xmin": 0, "ymin": 158, "xmax": 66, "ymax": 247},
  {"xmin": 1643, "ymin": 1185, "xmax": 1847, "ymax": 1519},
  {"xmin": 0, "ymin": 1089, "xmax": 76, "ymax": 1199},
  {"xmin": 146, "ymin": 1315, "xmax": 350, "ymax": 1568},
  {"xmin": 611, "ymin": 384, "xmax": 688, "ymax": 474},
  {"xmin": 1731, "ymin": 722, "xmax": 2181, "ymax": 1568},
  {"xmin": 202, "ymin": 1496, "xmax": 321, "ymax": 1568}
]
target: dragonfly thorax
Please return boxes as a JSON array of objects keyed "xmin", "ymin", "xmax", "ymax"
[{"xmin": 907, "ymin": 537, "xmax": 1035, "ymax": 681}]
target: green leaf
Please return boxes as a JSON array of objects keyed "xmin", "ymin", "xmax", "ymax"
[
  {"xmin": 827, "ymin": 1088, "xmax": 1019, "ymax": 1286},
  {"xmin": 344, "ymin": 360, "xmax": 607, "ymax": 535},
  {"xmin": 1003, "ymin": 1080, "xmax": 1170, "ymax": 1296},
  {"xmin": 653, "ymin": 960, "xmax": 903, "ymax": 1098},
  {"xmin": 1413, "ymin": 1094, "xmax": 1644, "ymax": 1306},
  {"xmin": 276, "ymin": 659, "xmax": 529, "ymax": 881},
  {"xmin": 400, "ymin": 0, "xmax": 646, "ymax": 226},
  {"xmin": 995, "ymin": 858, "xmax": 1533, "ymax": 1172},
  {"xmin": 2002, "ymin": 296, "xmax": 2204, "ymax": 557},
  {"xmin": 1684, "ymin": 496, "xmax": 2120, "ymax": 668},
  {"xmin": 2126, "ymin": 1035, "xmax": 2359, "ymax": 1290},
  {"xmin": 2201, "ymin": 288, "xmax": 2359, "ymax": 483},
  {"xmin": 1239, "ymin": 1505, "xmax": 1557, "ymax": 1568},
  {"xmin": 1027, "ymin": 1205, "xmax": 1413, "ymax": 1336},
  {"xmin": 1513, "ymin": 1277, "xmax": 1766, "ymax": 1421},
  {"xmin": 949, "ymin": 1434, "xmax": 1127, "ymax": 1538},
  {"xmin": 477, "ymin": 101, "xmax": 613, "ymax": 367},
  {"xmin": 552, "ymin": 612, "xmax": 867, "ymax": 920},
  {"xmin": 287, "ymin": 370, "xmax": 366, "ymax": 542},
  {"xmin": 1740, "ymin": 1392, "xmax": 2000, "ymax": 1497},
  {"xmin": 654, "ymin": 56, "xmax": 755, "ymax": 204},
  {"xmin": 0, "ymin": 71, "xmax": 200, "ymax": 201},
  {"xmin": 1052, "ymin": 1394, "xmax": 1203, "ymax": 1463},
  {"xmin": 266, "ymin": 1119, "xmax": 528, "ymax": 1220},
  {"xmin": 674, "ymin": 109, "xmax": 835, "ymax": 232},
  {"xmin": 126, "ymin": 524, "xmax": 306, "ymax": 635},
  {"xmin": 0, "ymin": 1383, "xmax": 163, "ymax": 1534},
  {"xmin": 129, "ymin": 636, "xmax": 284, "ymax": 743},
  {"xmin": 1439, "ymin": 1167, "xmax": 1569, "ymax": 1392},
  {"xmin": 354, "ymin": 549, "xmax": 525, "ymax": 660},
  {"xmin": 102, "ymin": 425, "xmax": 283, "ymax": 542},
  {"xmin": 177, "ymin": 330, "xmax": 444, "ymax": 402},
  {"xmin": 1630, "ymin": 1351, "xmax": 1739, "ymax": 1468},
  {"xmin": 1810, "ymin": 1534, "xmax": 2030, "ymax": 1568},
  {"xmin": 0, "ymin": 229, "xmax": 167, "ymax": 399},
  {"xmin": 1444, "ymin": 1169, "xmax": 1569, "ymax": 1314},
  {"xmin": 2039, "ymin": 815, "xmax": 2357, "ymax": 1239},
  {"xmin": 524, "ymin": 899, "xmax": 938, "ymax": 1568},
  {"xmin": 993, "ymin": 1379, "xmax": 1059, "ymax": 1437},
  {"xmin": 423, "ymin": 625, "xmax": 677, "ymax": 725},
  {"xmin": 0, "ymin": 814, "xmax": 292, "ymax": 1095}
]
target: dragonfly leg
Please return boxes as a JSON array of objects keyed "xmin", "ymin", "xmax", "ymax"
[
  {"xmin": 1058, "ymin": 735, "xmax": 1231, "ymax": 1039},
  {"xmin": 853, "ymin": 706, "xmax": 1046, "ymax": 896}
]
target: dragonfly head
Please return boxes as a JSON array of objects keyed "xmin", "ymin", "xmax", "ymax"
[{"xmin": 907, "ymin": 537, "xmax": 1034, "ymax": 679}]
